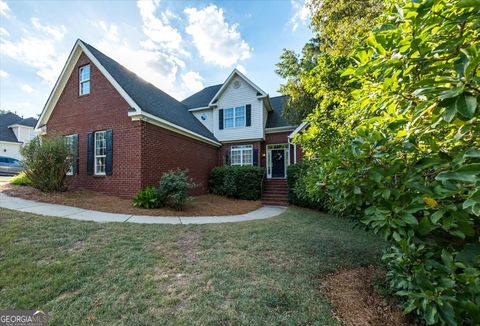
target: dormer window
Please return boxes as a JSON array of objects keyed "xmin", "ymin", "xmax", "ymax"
[{"xmin": 79, "ymin": 64, "xmax": 90, "ymax": 95}]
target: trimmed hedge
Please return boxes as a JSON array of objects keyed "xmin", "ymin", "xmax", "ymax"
[{"xmin": 209, "ymin": 165, "xmax": 264, "ymax": 200}]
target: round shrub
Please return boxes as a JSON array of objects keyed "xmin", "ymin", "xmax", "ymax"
[
  {"xmin": 133, "ymin": 186, "xmax": 161, "ymax": 209},
  {"xmin": 158, "ymin": 169, "xmax": 195, "ymax": 210},
  {"xmin": 20, "ymin": 136, "xmax": 72, "ymax": 192}
]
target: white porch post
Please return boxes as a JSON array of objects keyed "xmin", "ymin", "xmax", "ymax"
[{"xmin": 294, "ymin": 143, "xmax": 297, "ymax": 164}]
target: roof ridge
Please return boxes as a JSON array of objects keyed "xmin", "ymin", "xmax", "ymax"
[
  {"xmin": 80, "ymin": 40, "xmax": 218, "ymax": 143},
  {"xmin": 80, "ymin": 40, "xmax": 187, "ymax": 108}
]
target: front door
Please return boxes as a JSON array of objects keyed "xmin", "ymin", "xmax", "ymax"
[{"xmin": 271, "ymin": 149, "xmax": 285, "ymax": 178}]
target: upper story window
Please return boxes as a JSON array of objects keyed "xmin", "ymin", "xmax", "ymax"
[
  {"xmin": 79, "ymin": 64, "xmax": 90, "ymax": 96},
  {"xmin": 224, "ymin": 106, "xmax": 245, "ymax": 129},
  {"xmin": 94, "ymin": 130, "xmax": 107, "ymax": 175}
]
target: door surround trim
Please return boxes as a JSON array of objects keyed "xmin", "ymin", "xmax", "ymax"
[{"xmin": 266, "ymin": 143, "xmax": 289, "ymax": 179}]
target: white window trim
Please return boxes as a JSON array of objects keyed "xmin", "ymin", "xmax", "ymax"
[
  {"xmin": 230, "ymin": 144, "xmax": 253, "ymax": 166},
  {"xmin": 94, "ymin": 130, "xmax": 106, "ymax": 176},
  {"xmin": 65, "ymin": 134, "xmax": 76, "ymax": 176},
  {"xmin": 79, "ymin": 64, "xmax": 90, "ymax": 96},
  {"xmin": 266, "ymin": 144, "xmax": 290, "ymax": 179},
  {"xmin": 224, "ymin": 106, "xmax": 246, "ymax": 129}
]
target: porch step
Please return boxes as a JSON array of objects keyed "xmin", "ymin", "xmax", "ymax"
[{"xmin": 262, "ymin": 179, "xmax": 288, "ymax": 206}]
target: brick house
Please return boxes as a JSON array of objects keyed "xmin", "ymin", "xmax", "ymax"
[{"xmin": 36, "ymin": 39, "xmax": 303, "ymax": 203}]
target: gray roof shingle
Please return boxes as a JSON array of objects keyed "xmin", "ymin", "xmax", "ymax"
[
  {"xmin": 15, "ymin": 117, "xmax": 37, "ymax": 127},
  {"xmin": 181, "ymin": 84, "xmax": 222, "ymax": 109},
  {"xmin": 266, "ymin": 95, "xmax": 291, "ymax": 128},
  {"xmin": 0, "ymin": 112, "xmax": 37, "ymax": 143},
  {"xmin": 82, "ymin": 41, "xmax": 218, "ymax": 142}
]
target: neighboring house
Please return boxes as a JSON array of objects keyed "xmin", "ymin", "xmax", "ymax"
[
  {"xmin": 36, "ymin": 39, "xmax": 302, "ymax": 200},
  {"xmin": 0, "ymin": 112, "xmax": 37, "ymax": 160}
]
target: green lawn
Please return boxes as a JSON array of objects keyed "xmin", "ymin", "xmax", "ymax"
[{"xmin": 0, "ymin": 207, "xmax": 384, "ymax": 325}]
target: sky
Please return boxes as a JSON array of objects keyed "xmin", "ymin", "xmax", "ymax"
[{"xmin": 0, "ymin": 0, "xmax": 312, "ymax": 119}]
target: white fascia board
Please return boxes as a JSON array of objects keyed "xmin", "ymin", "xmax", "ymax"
[
  {"xmin": 0, "ymin": 140, "xmax": 21, "ymax": 145},
  {"xmin": 288, "ymin": 121, "xmax": 310, "ymax": 139},
  {"xmin": 221, "ymin": 138, "xmax": 264, "ymax": 144},
  {"xmin": 265, "ymin": 126, "xmax": 296, "ymax": 134},
  {"xmin": 209, "ymin": 68, "xmax": 268, "ymax": 106},
  {"xmin": 129, "ymin": 111, "xmax": 221, "ymax": 147},
  {"xmin": 188, "ymin": 106, "xmax": 211, "ymax": 112}
]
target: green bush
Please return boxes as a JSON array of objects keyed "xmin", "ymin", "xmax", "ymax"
[
  {"xmin": 20, "ymin": 136, "xmax": 72, "ymax": 192},
  {"xmin": 10, "ymin": 172, "xmax": 32, "ymax": 186},
  {"xmin": 158, "ymin": 169, "xmax": 195, "ymax": 210},
  {"xmin": 132, "ymin": 186, "xmax": 161, "ymax": 209},
  {"xmin": 289, "ymin": 1, "xmax": 480, "ymax": 324},
  {"xmin": 209, "ymin": 165, "xmax": 264, "ymax": 200},
  {"xmin": 287, "ymin": 163, "xmax": 317, "ymax": 208}
]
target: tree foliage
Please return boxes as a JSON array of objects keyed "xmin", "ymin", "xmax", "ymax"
[
  {"xmin": 276, "ymin": 0, "xmax": 386, "ymax": 125},
  {"xmin": 284, "ymin": 0, "xmax": 480, "ymax": 324}
]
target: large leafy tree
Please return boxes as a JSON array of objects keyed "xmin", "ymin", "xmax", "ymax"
[
  {"xmin": 289, "ymin": 0, "xmax": 479, "ymax": 324},
  {"xmin": 275, "ymin": 0, "xmax": 385, "ymax": 125}
]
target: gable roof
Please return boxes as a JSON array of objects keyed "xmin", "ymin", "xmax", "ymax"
[
  {"xmin": 208, "ymin": 69, "xmax": 267, "ymax": 106},
  {"xmin": 0, "ymin": 112, "xmax": 37, "ymax": 143},
  {"xmin": 266, "ymin": 95, "xmax": 292, "ymax": 129},
  {"xmin": 182, "ymin": 84, "xmax": 222, "ymax": 109},
  {"xmin": 81, "ymin": 41, "xmax": 217, "ymax": 142},
  {"xmin": 37, "ymin": 39, "xmax": 218, "ymax": 144}
]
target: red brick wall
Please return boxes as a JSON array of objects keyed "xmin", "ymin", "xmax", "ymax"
[
  {"xmin": 46, "ymin": 51, "xmax": 220, "ymax": 198},
  {"xmin": 47, "ymin": 52, "xmax": 143, "ymax": 198},
  {"xmin": 140, "ymin": 122, "xmax": 218, "ymax": 195}
]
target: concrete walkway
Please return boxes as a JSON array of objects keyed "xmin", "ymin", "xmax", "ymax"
[{"xmin": 0, "ymin": 192, "xmax": 286, "ymax": 224}]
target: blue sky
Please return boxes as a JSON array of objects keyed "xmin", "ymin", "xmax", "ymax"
[{"xmin": 0, "ymin": 0, "xmax": 312, "ymax": 119}]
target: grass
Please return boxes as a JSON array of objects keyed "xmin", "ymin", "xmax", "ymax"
[{"xmin": 0, "ymin": 207, "xmax": 385, "ymax": 325}]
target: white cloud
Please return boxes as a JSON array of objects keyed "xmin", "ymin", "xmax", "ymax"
[
  {"xmin": 290, "ymin": 0, "xmax": 312, "ymax": 31},
  {"xmin": 184, "ymin": 5, "xmax": 252, "ymax": 68},
  {"xmin": 0, "ymin": 27, "xmax": 9, "ymax": 37},
  {"xmin": 92, "ymin": 20, "xmax": 188, "ymax": 98},
  {"xmin": 21, "ymin": 83, "xmax": 34, "ymax": 93},
  {"xmin": 31, "ymin": 17, "xmax": 67, "ymax": 41},
  {"xmin": 181, "ymin": 71, "xmax": 204, "ymax": 93},
  {"xmin": 0, "ymin": 70, "xmax": 8, "ymax": 78},
  {"xmin": 0, "ymin": 0, "xmax": 10, "ymax": 17},
  {"xmin": 137, "ymin": 0, "xmax": 182, "ymax": 51},
  {"xmin": 1, "ymin": 37, "xmax": 67, "ymax": 85}
]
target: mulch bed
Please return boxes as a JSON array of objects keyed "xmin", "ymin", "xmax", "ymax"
[
  {"xmin": 1, "ymin": 184, "xmax": 262, "ymax": 216},
  {"xmin": 322, "ymin": 266, "xmax": 415, "ymax": 326}
]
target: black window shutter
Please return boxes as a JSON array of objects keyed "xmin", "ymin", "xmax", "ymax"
[
  {"xmin": 72, "ymin": 134, "xmax": 79, "ymax": 175},
  {"xmin": 219, "ymin": 109, "xmax": 224, "ymax": 130},
  {"xmin": 253, "ymin": 148, "xmax": 258, "ymax": 166},
  {"xmin": 246, "ymin": 104, "xmax": 251, "ymax": 126},
  {"xmin": 105, "ymin": 129, "xmax": 113, "ymax": 176},
  {"xmin": 87, "ymin": 132, "xmax": 94, "ymax": 175},
  {"xmin": 225, "ymin": 152, "xmax": 230, "ymax": 165}
]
